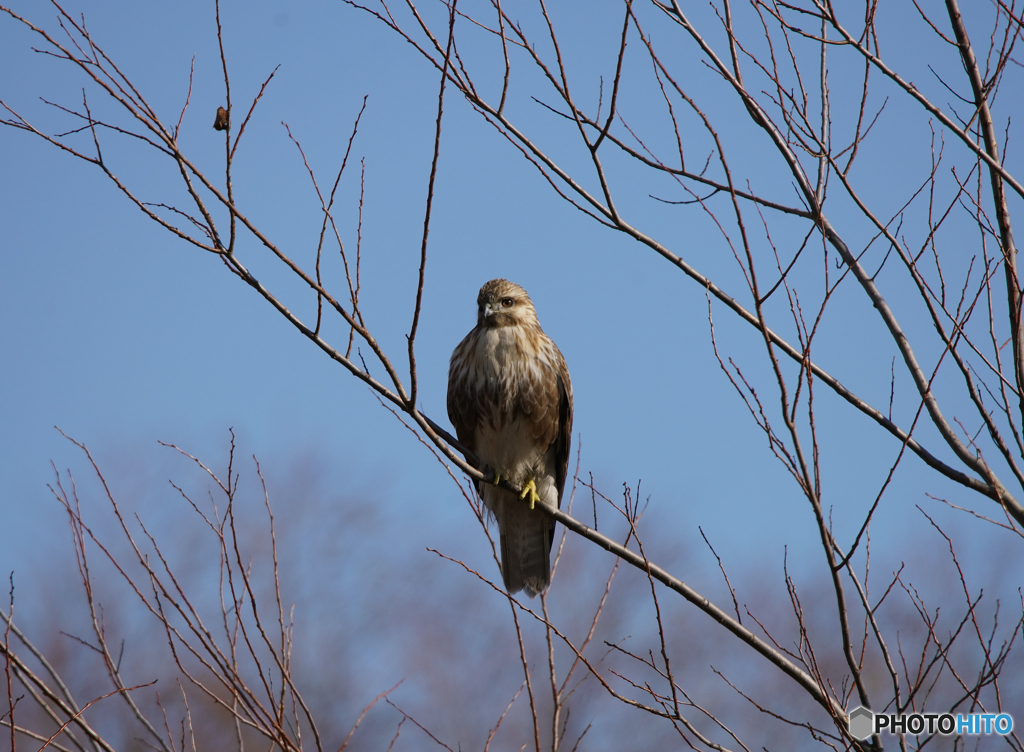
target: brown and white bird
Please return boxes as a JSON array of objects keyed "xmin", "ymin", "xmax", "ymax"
[{"xmin": 447, "ymin": 279, "xmax": 573, "ymax": 597}]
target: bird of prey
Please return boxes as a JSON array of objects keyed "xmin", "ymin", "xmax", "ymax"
[{"xmin": 447, "ymin": 279, "xmax": 573, "ymax": 597}]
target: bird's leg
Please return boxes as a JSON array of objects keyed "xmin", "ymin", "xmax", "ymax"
[
  {"xmin": 492, "ymin": 471, "xmax": 502, "ymax": 486},
  {"xmin": 519, "ymin": 476, "xmax": 540, "ymax": 510}
]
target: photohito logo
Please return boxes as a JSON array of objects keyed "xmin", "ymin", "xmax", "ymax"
[{"xmin": 848, "ymin": 706, "xmax": 1014, "ymax": 740}]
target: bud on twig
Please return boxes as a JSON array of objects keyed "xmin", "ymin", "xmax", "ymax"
[{"xmin": 213, "ymin": 106, "xmax": 229, "ymax": 131}]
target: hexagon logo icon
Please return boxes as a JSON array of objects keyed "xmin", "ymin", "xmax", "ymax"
[{"xmin": 848, "ymin": 706, "xmax": 874, "ymax": 741}]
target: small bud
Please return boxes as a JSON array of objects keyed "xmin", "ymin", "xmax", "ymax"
[{"xmin": 213, "ymin": 106, "xmax": 229, "ymax": 131}]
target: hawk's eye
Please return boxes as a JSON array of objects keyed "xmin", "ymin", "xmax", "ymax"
[{"xmin": 500, "ymin": 297, "xmax": 514, "ymax": 308}]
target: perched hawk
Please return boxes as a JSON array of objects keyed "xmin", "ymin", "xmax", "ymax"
[{"xmin": 447, "ymin": 279, "xmax": 573, "ymax": 597}]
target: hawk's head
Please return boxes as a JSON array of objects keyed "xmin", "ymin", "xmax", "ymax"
[{"xmin": 476, "ymin": 278, "xmax": 538, "ymax": 330}]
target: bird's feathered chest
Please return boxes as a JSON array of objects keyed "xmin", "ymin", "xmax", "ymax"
[{"xmin": 448, "ymin": 324, "xmax": 562, "ymax": 453}]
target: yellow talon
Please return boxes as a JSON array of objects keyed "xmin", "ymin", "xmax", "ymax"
[
  {"xmin": 519, "ymin": 478, "xmax": 540, "ymax": 510},
  {"xmin": 493, "ymin": 472, "xmax": 502, "ymax": 486}
]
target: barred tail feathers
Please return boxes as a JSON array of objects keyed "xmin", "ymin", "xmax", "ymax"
[{"xmin": 483, "ymin": 484, "xmax": 555, "ymax": 597}]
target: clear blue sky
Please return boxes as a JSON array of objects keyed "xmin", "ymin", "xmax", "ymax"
[
  {"xmin": 0, "ymin": 0, "xmax": 824, "ymax": 590},
  {"xmin": 2, "ymin": 1, "xmax": 1021, "ymax": 746},
  {"xmin": 1, "ymin": 0, "xmax": 1012, "ymax": 629}
]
